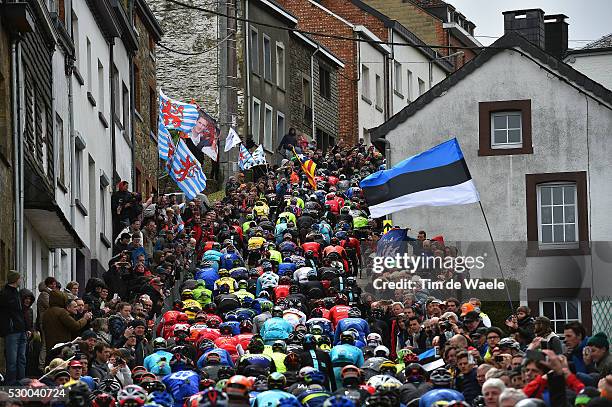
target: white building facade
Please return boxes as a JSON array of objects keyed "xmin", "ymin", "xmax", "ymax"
[
  {"xmin": 369, "ymin": 32, "xmax": 612, "ymax": 334},
  {"xmin": 564, "ymin": 34, "xmax": 612, "ymax": 91}
]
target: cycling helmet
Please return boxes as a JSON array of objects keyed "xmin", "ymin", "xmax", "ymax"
[
  {"xmin": 366, "ymin": 333, "xmax": 382, "ymax": 346},
  {"xmin": 322, "ymin": 395, "xmax": 355, "ymax": 407},
  {"xmin": 374, "ymin": 345, "xmax": 390, "ymax": 358},
  {"xmin": 117, "ymin": 385, "xmax": 147, "ymax": 406},
  {"xmin": 340, "ymin": 365, "xmax": 361, "ymax": 381},
  {"xmin": 284, "ymin": 352, "xmax": 301, "ymax": 370},
  {"xmin": 272, "ymin": 307, "xmax": 284, "ymax": 318},
  {"xmin": 98, "ymin": 378, "xmax": 122, "ymax": 397},
  {"xmin": 93, "ymin": 393, "xmax": 116, "ymax": 407},
  {"xmin": 207, "ymin": 318, "xmax": 220, "ymax": 329},
  {"xmin": 239, "ymin": 319, "xmax": 253, "ymax": 333},
  {"xmin": 335, "ymin": 294, "xmax": 348, "ymax": 305},
  {"xmin": 430, "ymin": 368, "xmax": 453, "ymax": 387},
  {"xmin": 204, "ymin": 302, "xmax": 217, "ymax": 313},
  {"xmin": 194, "ymin": 388, "xmax": 229, "ymax": 407},
  {"xmin": 379, "ymin": 360, "xmax": 397, "ymax": 376},
  {"xmin": 141, "ymin": 380, "xmax": 166, "ymax": 393},
  {"xmin": 67, "ymin": 382, "xmax": 91, "ymax": 407},
  {"xmin": 498, "ymin": 337, "xmax": 520, "ymax": 350},
  {"xmin": 268, "ymin": 372, "xmax": 287, "ymax": 390},
  {"xmin": 218, "ymin": 269, "xmax": 230, "ymax": 277},
  {"xmin": 367, "ymin": 375, "xmax": 402, "ymax": 389},
  {"xmin": 145, "ymin": 391, "xmax": 173, "ymax": 407},
  {"xmin": 219, "ymin": 324, "xmax": 233, "ymax": 336},
  {"xmin": 347, "ymin": 307, "xmax": 361, "ymax": 318},
  {"xmin": 302, "ymin": 369, "xmax": 325, "ymax": 385},
  {"xmin": 272, "ymin": 340, "xmax": 287, "ymax": 353},
  {"xmin": 225, "ymin": 375, "xmax": 251, "ymax": 398},
  {"xmin": 152, "ymin": 337, "xmax": 167, "ymax": 350},
  {"xmin": 340, "ymin": 331, "xmax": 355, "ymax": 345},
  {"xmin": 515, "ymin": 400, "xmax": 548, "ymax": 407},
  {"xmin": 261, "ymin": 300, "xmax": 273, "ymax": 312},
  {"xmin": 248, "ymin": 336, "xmax": 265, "ymax": 354},
  {"xmin": 181, "ymin": 289, "xmax": 194, "ymax": 300},
  {"xmin": 217, "ymin": 366, "xmax": 235, "ymax": 380},
  {"xmin": 364, "ymin": 394, "xmax": 393, "ymax": 407},
  {"xmin": 238, "ymin": 280, "xmax": 248, "ymax": 290}
]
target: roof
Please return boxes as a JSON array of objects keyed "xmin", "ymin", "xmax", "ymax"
[
  {"xmin": 253, "ymin": 0, "xmax": 298, "ymax": 25},
  {"xmin": 136, "ymin": 0, "xmax": 163, "ymax": 42},
  {"xmin": 582, "ymin": 33, "xmax": 612, "ymax": 49},
  {"xmin": 292, "ymin": 31, "xmax": 345, "ymax": 68},
  {"xmin": 369, "ymin": 31, "xmax": 612, "ymax": 142},
  {"xmin": 349, "ymin": 0, "xmax": 453, "ymax": 72}
]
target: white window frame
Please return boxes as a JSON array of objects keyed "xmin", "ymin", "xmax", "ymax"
[
  {"xmin": 276, "ymin": 42, "xmax": 285, "ymax": 89},
  {"xmin": 375, "ymin": 74, "xmax": 383, "ymax": 110},
  {"xmin": 263, "ymin": 34, "xmax": 272, "ymax": 81},
  {"xmin": 418, "ymin": 78, "xmax": 426, "ymax": 96},
  {"xmin": 100, "ymin": 183, "xmax": 107, "ymax": 237},
  {"xmin": 86, "ymin": 38, "xmax": 92, "ymax": 91},
  {"xmin": 251, "ymin": 97, "xmax": 261, "ymax": 143},
  {"xmin": 276, "ymin": 111, "xmax": 285, "ymax": 145},
  {"xmin": 264, "ymin": 104, "xmax": 273, "ymax": 151},
  {"xmin": 406, "ymin": 69, "xmax": 413, "ymax": 102},
  {"xmin": 97, "ymin": 60, "xmax": 104, "ymax": 110},
  {"xmin": 491, "ymin": 111, "xmax": 523, "ymax": 149},
  {"xmin": 539, "ymin": 299, "xmax": 581, "ymax": 334},
  {"xmin": 393, "ymin": 61, "xmax": 402, "ymax": 93},
  {"xmin": 361, "ymin": 64, "xmax": 370, "ymax": 100},
  {"xmin": 75, "ymin": 147, "xmax": 83, "ymax": 200},
  {"xmin": 250, "ymin": 27, "xmax": 259, "ymax": 75},
  {"xmin": 537, "ymin": 183, "xmax": 578, "ymax": 248}
]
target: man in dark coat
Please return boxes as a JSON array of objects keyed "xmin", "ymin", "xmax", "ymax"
[{"xmin": 0, "ymin": 271, "xmax": 27, "ymax": 384}]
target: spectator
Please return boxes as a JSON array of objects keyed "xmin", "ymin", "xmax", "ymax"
[
  {"xmin": 499, "ymin": 387, "xmax": 527, "ymax": 406},
  {"xmin": 0, "ymin": 271, "xmax": 27, "ymax": 384},
  {"xmin": 533, "ymin": 316, "xmax": 563, "ymax": 354},
  {"xmin": 89, "ymin": 343, "xmax": 116, "ymax": 381},
  {"xmin": 41, "ymin": 291, "xmax": 92, "ymax": 354},
  {"xmin": 482, "ymin": 378, "xmax": 506, "ymax": 407},
  {"xmin": 456, "ymin": 350, "xmax": 480, "ymax": 404},
  {"xmin": 585, "ymin": 332, "xmax": 612, "ymax": 380},
  {"xmin": 109, "ymin": 302, "xmax": 133, "ymax": 347}
]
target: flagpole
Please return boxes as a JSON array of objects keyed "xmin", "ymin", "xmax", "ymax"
[{"xmin": 478, "ymin": 201, "xmax": 515, "ymax": 314}]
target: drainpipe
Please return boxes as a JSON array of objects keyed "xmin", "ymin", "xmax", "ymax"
[
  {"xmin": 11, "ymin": 38, "xmax": 22, "ymax": 274},
  {"xmin": 67, "ymin": 52, "xmax": 77, "ymax": 282},
  {"xmin": 128, "ymin": 0, "xmax": 135, "ymax": 188},
  {"xmin": 310, "ymin": 45, "xmax": 320, "ymax": 140},
  {"xmin": 244, "ymin": 0, "xmax": 251, "ymax": 140},
  {"xmin": 109, "ymin": 39, "xmax": 117, "ymax": 185}
]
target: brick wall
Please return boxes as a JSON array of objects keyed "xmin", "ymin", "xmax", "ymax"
[
  {"xmin": 133, "ymin": 11, "xmax": 159, "ymax": 196},
  {"xmin": 0, "ymin": 20, "xmax": 14, "ymax": 282},
  {"xmin": 320, "ymin": 0, "xmax": 388, "ymax": 40},
  {"xmin": 362, "ymin": 0, "xmax": 446, "ymax": 51},
  {"xmin": 313, "ymin": 57, "xmax": 339, "ymax": 138},
  {"xmin": 288, "ymin": 36, "xmax": 313, "ymax": 139},
  {"xmin": 278, "ymin": 0, "xmax": 358, "ymax": 144}
]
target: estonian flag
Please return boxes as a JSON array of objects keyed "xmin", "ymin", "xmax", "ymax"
[{"xmin": 360, "ymin": 138, "xmax": 479, "ymax": 218}]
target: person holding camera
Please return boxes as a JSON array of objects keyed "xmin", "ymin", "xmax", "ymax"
[{"xmin": 533, "ymin": 316, "xmax": 563, "ymax": 355}]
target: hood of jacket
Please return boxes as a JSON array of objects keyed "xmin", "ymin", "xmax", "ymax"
[
  {"xmin": 38, "ymin": 281, "xmax": 51, "ymax": 293},
  {"xmin": 49, "ymin": 290, "xmax": 67, "ymax": 308},
  {"xmin": 20, "ymin": 288, "xmax": 35, "ymax": 303}
]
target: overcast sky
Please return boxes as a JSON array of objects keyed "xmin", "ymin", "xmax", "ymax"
[{"xmin": 450, "ymin": 0, "xmax": 611, "ymax": 47}]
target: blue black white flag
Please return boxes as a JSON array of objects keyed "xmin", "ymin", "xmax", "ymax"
[
  {"xmin": 360, "ymin": 138, "xmax": 479, "ymax": 218},
  {"xmin": 251, "ymin": 145, "xmax": 267, "ymax": 167},
  {"xmin": 168, "ymin": 139, "xmax": 207, "ymax": 200},
  {"xmin": 239, "ymin": 144, "xmax": 256, "ymax": 170}
]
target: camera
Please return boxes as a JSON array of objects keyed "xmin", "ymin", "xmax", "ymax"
[
  {"xmin": 440, "ymin": 321, "xmax": 452, "ymax": 331},
  {"xmin": 115, "ymin": 357, "xmax": 125, "ymax": 366},
  {"xmin": 494, "ymin": 355, "xmax": 504, "ymax": 362}
]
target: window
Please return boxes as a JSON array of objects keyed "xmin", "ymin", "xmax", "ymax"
[
  {"xmin": 264, "ymin": 104, "xmax": 273, "ymax": 151},
  {"xmin": 263, "ymin": 35, "xmax": 272, "ymax": 81},
  {"xmin": 418, "ymin": 78, "xmax": 426, "ymax": 96},
  {"xmin": 0, "ymin": 72, "xmax": 9, "ymax": 162},
  {"xmin": 393, "ymin": 61, "xmax": 402, "ymax": 93},
  {"xmin": 86, "ymin": 38, "xmax": 92, "ymax": 91},
  {"xmin": 526, "ymin": 172, "xmax": 589, "ymax": 256},
  {"xmin": 251, "ymin": 97, "xmax": 261, "ymax": 143},
  {"xmin": 316, "ymin": 127, "xmax": 335, "ymax": 153},
  {"xmin": 361, "ymin": 65, "xmax": 370, "ymax": 101},
  {"xmin": 302, "ymin": 77, "xmax": 312, "ymax": 123},
  {"xmin": 538, "ymin": 184, "xmax": 577, "ymax": 245},
  {"xmin": 406, "ymin": 69, "xmax": 413, "ymax": 102},
  {"xmin": 491, "ymin": 112, "xmax": 522, "ymax": 148},
  {"xmin": 375, "ymin": 74, "xmax": 382, "ymax": 110},
  {"xmin": 122, "ymin": 83, "xmax": 129, "ymax": 130},
  {"xmin": 134, "ymin": 64, "xmax": 141, "ymax": 113},
  {"xmin": 479, "ymin": 100, "xmax": 532, "ymax": 156},
  {"xmin": 100, "ymin": 183, "xmax": 107, "ymax": 237},
  {"xmin": 97, "ymin": 60, "xmax": 104, "ymax": 110},
  {"xmin": 71, "ymin": 10, "xmax": 79, "ymax": 65},
  {"xmin": 149, "ymin": 87, "xmax": 156, "ymax": 130},
  {"xmin": 112, "ymin": 65, "xmax": 120, "ymax": 121},
  {"xmin": 56, "ymin": 113, "xmax": 65, "ymax": 186},
  {"xmin": 539, "ymin": 299, "xmax": 581, "ymax": 334},
  {"xmin": 250, "ymin": 28, "xmax": 259, "ymax": 74},
  {"xmin": 135, "ymin": 167, "xmax": 142, "ymax": 194},
  {"xmin": 276, "ymin": 42, "xmax": 285, "ymax": 88},
  {"xmin": 40, "ymin": 101, "xmax": 48, "ymax": 175},
  {"xmin": 319, "ymin": 64, "xmax": 331, "ymax": 100},
  {"xmin": 75, "ymin": 146, "xmax": 82, "ymax": 200},
  {"xmin": 276, "ymin": 111, "xmax": 285, "ymax": 143}
]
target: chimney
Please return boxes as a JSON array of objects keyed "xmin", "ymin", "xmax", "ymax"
[
  {"xmin": 502, "ymin": 9, "xmax": 545, "ymax": 49},
  {"xmin": 544, "ymin": 14, "xmax": 569, "ymax": 59}
]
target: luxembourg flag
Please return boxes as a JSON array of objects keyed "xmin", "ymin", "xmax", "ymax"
[
  {"xmin": 159, "ymin": 89, "xmax": 200, "ymax": 133},
  {"xmin": 168, "ymin": 139, "xmax": 207, "ymax": 199},
  {"xmin": 360, "ymin": 138, "xmax": 480, "ymax": 218}
]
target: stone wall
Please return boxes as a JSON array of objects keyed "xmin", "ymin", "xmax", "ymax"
[
  {"xmin": 0, "ymin": 19, "xmax": 14, "ymax": 282},
  {"xmin": 133, "ymin": 10, "xmax": 160, "ymax": 196},
  {"xmin": 288, "ymin": 36, "xmax": 313, "ymax": 139}
]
